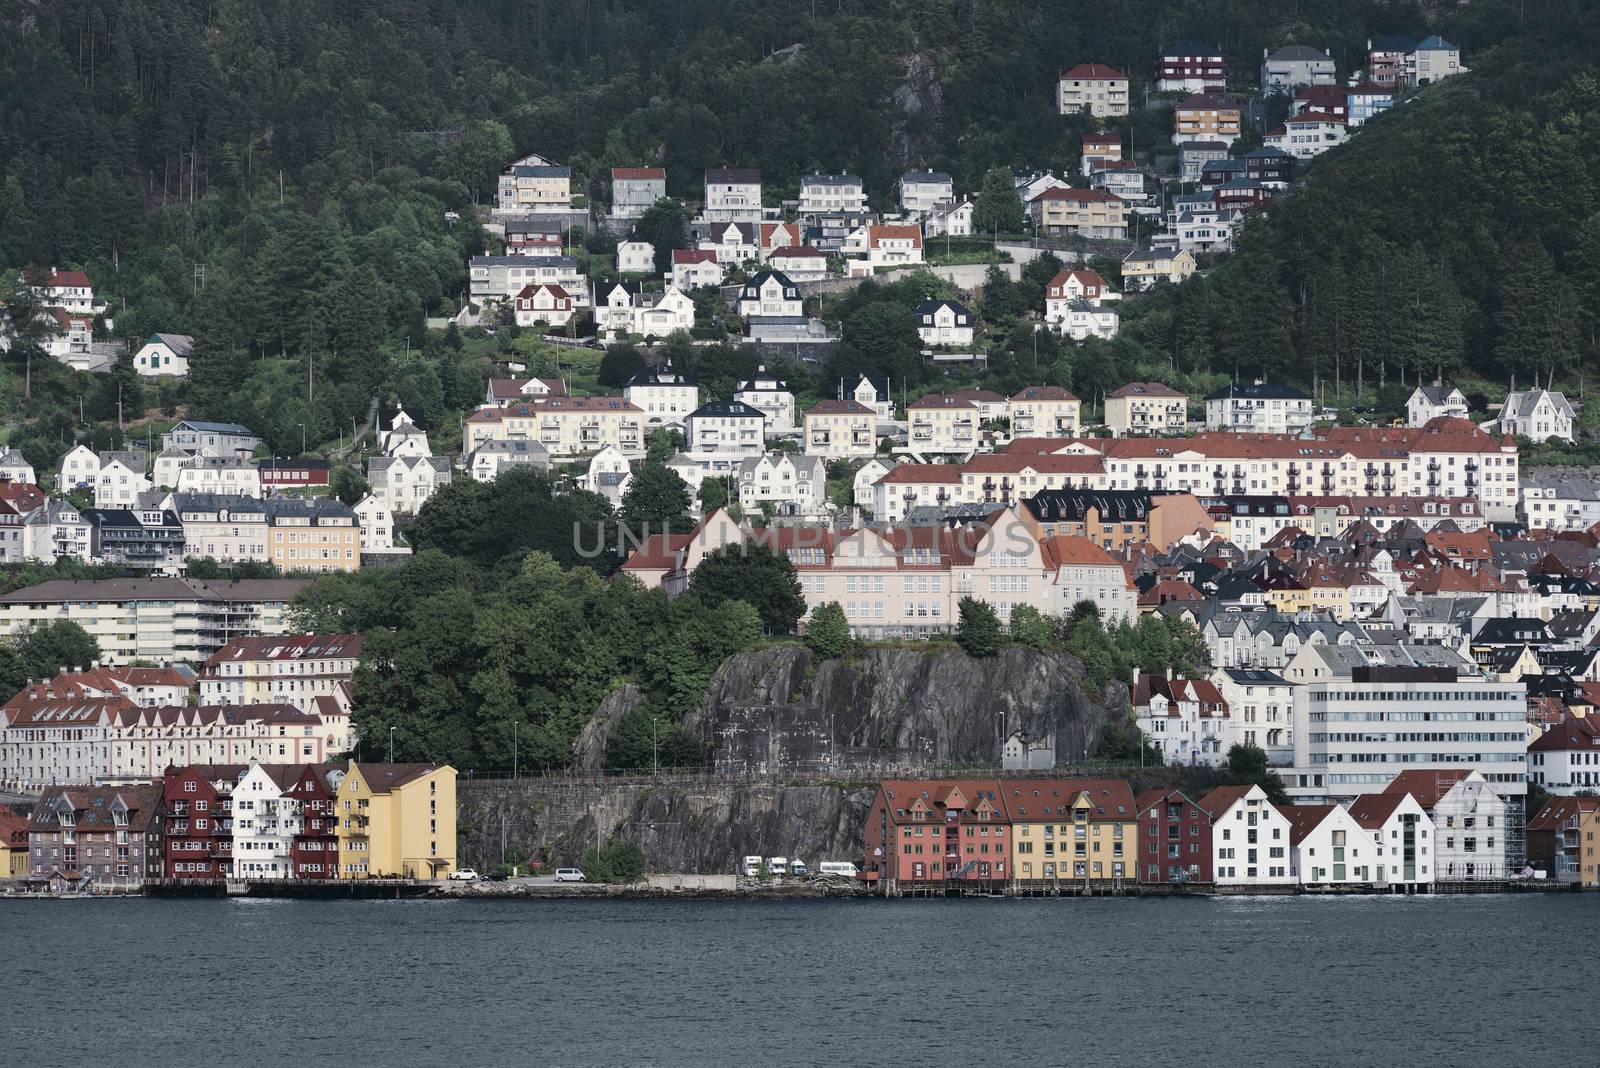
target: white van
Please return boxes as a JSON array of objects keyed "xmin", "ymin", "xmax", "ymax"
[
  {"xmin": 767, "ymin": 856, "xmax": 789, "ymax": 876},
  {"xmin": 741, "ymin": 856, "xmax": 762, "ymax": 877},
  {"xmin": 818, "ymin": 861, "xmax": 859, "ymax": 878},
  {"xmin": 554, "ymin": 868, "xmax": 585, "ymax": 883}
]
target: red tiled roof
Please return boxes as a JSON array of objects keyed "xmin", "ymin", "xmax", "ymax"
[
  {"xmin": 672, "ymin": 249, "xmax": 721, "ymax": 265},
  {"xmin": 1529, "ymin": 716, "xmax": 1600, "ymax": 753},
  {"xmin": 868, "ymin": 224, "xmax": 923, "ymax": 248},
  {"xmin": 804, "ymin": 399, "xmax": 875, "ymax": 416},
  {"xmin": 1346, "ymin": 793, "xmax": 1408, "ymax": 829},
  {"xmin": 1060, "ymin": 63, "xmax": 1128, "ymax": 81},
  {"xmin": 1279, "ymin": 803, "xmax": 1337, "ymax": 846},
  {"xmin": 878, "ymin": 464, "xmax": 963, "ymax": 485},
  {"xmin": 1527, "ymin": 795, "xmax": 1600, "ymax": 832},
  {"xmin": 612, "ymin": 167, "xmax": 665, "ymax": 179},
  {"xmin": 1108, "ymin": 381, "xmax": 1184, "ymax": 399}
]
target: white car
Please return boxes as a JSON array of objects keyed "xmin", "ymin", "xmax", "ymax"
[
  {"xmin": 448, "ymin": 868, "xmax": 480, "ymax": 881},
  {"xmin": 554, "ymin": 868, "xmax": 586, "ymax": 883}
]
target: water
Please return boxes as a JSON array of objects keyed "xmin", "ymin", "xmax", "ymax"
[{"xmin": 1, "ymin": 894, "xmax": 1591, "ymax": 1066}]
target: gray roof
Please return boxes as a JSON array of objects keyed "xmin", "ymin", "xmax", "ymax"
[
  {"xmin": 1267, "ymin": 45, "xmax": 1332, "ymax": 61},
  {"xmin": 739, "ymin": 453, "xmax": 825, "ymax": 477},
  {"xmin": 1415, "ymin": 384, "xmax": 1464, "ymax": 404},
  {"xmin": 260, "ymin": 497, "xmax": 356, "ymax": 522},
  {"xmin": 689, "ymin": 400, "xmax": 765, "ymax": 420},
  {"xmin": 512, "ymin": 164, "xmax": 570, "ymax": 177},
  {"xmin": 801, "ymin": 173, "xmax": 863, "ymax": 187},
  {"xmin": 1504, "ymin": 389, "xmax": 1574, "ymax": 420},
  {"xmin": 149, "ymin": 333, "xmax": 194, "ymax": 355},
  {"xmin": 367, "ymin": 455, "xmax": 452, "ymax": 475},
  {"xmin": 1205, "ymin": 382, "xmax": 1312, "ymax": 402},
  {"xmin": 472, "ymin": 440, "xmax": 549, "ymax": 458},
  {"xmin": 172, "ymin": 420, "xmax": 255, "ymax": 435},
  {"xmin": 97, "ymin": 450, "xmax": 146, "ymax": 471},
  {"xmin": 900, "ymin": 170, "xmax": 953, "ymax": 184}
]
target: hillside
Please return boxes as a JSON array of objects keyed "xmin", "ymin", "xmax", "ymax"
[{"xmin": 4, "ymin": 0, "xmax": 1583, "ymax": 464}]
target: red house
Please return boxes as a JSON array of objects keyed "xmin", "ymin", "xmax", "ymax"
[
  {"xmin": 285, "ymin": 764, "xmax": 339, "ymax": 879},
  {"xmin": 259, "ymin": 457, "xmax": 331, "ymax": 489},
  {"xmin": 1135, "ymin": 788, "xmax": 1213, "ymax": 885},
  {"xmin": 865, "ymin": 779, "xmax": 1012, "ymax": 894},
  {"xmin": 162, "ymin": 764, "xmax": 241, "ymax": 881}
]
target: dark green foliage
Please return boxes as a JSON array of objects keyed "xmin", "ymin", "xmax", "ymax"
[
  {"xmin": 598, "ymin": 345, "xmax": 646, "ymax": 388},
  {"xmin": 620, "ymin": 462, "xmax": 693, "ymax": 535},
  {"xmin": 1097, "ymin": 712, "xmax": 1162, "ymax": 764},
  {"xmin": 687, "ymin": 542, "xmax": 806, "ymax": 635},
  {"xmin": 696, "ymin": 477, "xmax": 730, "ymax": 513},
  {"xmin": 972, "ymin": 166, "xmax": 1023, "ymax": 235},
  {"xmin": 803, "ymin": 602, "xmax": 852, "ymax": 660},
  {"xmin": 636, "ymin": 200, "xmax": 693, "ymax": 275},
  {"xmin": 1226, "ymin": 743, "xmax": 1290, "ymax": 806},
  {"xmin": 329, "ymin": 466, "xmax": 370, "ymax": 507},
  {"xmin": 0, "ymin": 621, "xmax": 100, "ymax": 695},
  {"xmin": 1007, "ymin": 605, "xmax": 1055, "ymax": 650},
  {"xmin": 955, "ymin": 597, "xmax": 1003, "ymax": 657},
  {"xmin": 581, "ymin": 838, "xmax": 648, "ymax": 883},
  {"xmin": 407, "ymin": 466, "xmax": 616, "ymax": 570}
]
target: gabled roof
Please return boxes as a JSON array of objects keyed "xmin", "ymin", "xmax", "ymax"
[
  {"xmin": 1060, "ymin": 63, "xmax": 1128, "ymax": 81},
  {"xmin": 1346, "ymin": 793, "xmax": 1409, "ymax": 829},
  {"xmin": 1279, "ymin": 803, "xmax": 1338, "ymax": 845},
  {"xmin": 1266, "ymin": 45, "xmax": 1332, "ymax": 61}
]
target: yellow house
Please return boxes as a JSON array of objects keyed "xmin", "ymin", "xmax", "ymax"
[
  {"xmin": 1008, "ymin": 779, "xmax": 1137, "ymax": 884},
  {"xmin": 1, "ymin": 805, "xmax": 29, "ymax": 877},
  {"xmin": 1008, "ymin": 386, "xmax": 1083, "ymax": 438},
  {"xmin": 335, "ymin": 762, "xmax": 457, "ymax": 879}
]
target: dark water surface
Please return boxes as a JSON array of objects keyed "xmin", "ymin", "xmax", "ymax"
[{"xmin": 1, "ymin": 894, "xmax": 1591, "ymax": 1067}]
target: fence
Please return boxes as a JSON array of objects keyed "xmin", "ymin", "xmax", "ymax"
[{"xmin": 458, "ymin": 760, "xmax": 1161, "ymax": 789}]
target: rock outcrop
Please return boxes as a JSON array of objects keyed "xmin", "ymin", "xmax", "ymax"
[
  {"xmin": 459, "ymin": 646, "xmax": 1123, "ymax": 874},
  {"xmin": 683, "ymin": 644, "xmax": 1122, "ymax": 773}
]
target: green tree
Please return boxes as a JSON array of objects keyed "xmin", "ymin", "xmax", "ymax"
[
  {"xmin": 1226, "ymin": 743, "xmax": 1290, "ymax": 805},
  {"xmin": 972, "ymin": 166, "xmax": 1023, "ymax": 235},
  {"xmin": 598, "ymin": 344, "xmax": 646, "ymax": 388},
  {"xmin": 697, "ymin": 477, "xmax": 730, "ymax": 513},
  {"xmin": 620, "ymin": 462, "xmax": 694, "ymax": 533},
  {"xmin": 804, "ymin": 602, "xmax": 851, "ymax": 660},
  {"xmin": 329, "ymin": 466, "xmax": 370, "ymax": 506},
  {"xmin": 637, "ymin": 199, "xmax": 693, "ymax": 275},
  {"xmin": 581, "ymin": 838, "xmax": 647, "ymax": 883},
  {"xmin": 687, "ymin": 542, "xmax": 805, "ymax": 634},
  {"xmin": 1007, "ymin": 605, "xmax": 1055, "ymax": 649},
  {"xmin": 955, "ymin": 597, "xmax": 1003, "ymax": 657},
  {"xmin": 1096, "ymin": 712, "xmax": 1162, "ymax": 764}
]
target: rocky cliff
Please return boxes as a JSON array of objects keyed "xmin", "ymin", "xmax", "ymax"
[
  {"xmin": 683, "ymin": 644, "xmax": 1123, "ymax": 773},
  {"xmin": 459, "ymin": 646, "xmax": 1125, "ymax": 873}
]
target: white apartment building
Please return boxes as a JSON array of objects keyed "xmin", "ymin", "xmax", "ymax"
[
  {"xmin": 1200, "ymin": 784, "xmax": 1297, "ymax": 886},
  {"xmin": 1057, "ymin": 63, "xmax": 1130, "ymax": 116},
  {"xmin": 609, "ymin": 167, "xmax": 667, "ymax": 220},
  {"xmin": 56, "ymin": 445, "xmax": 100, "ymax": 490},
  {"xmin": 1520, "ymin": 475, "xmax": 1600, "ymax": 531},
  {"xmin": 353, "ymin": 494, "xmax": 402, "ymax": 554},
  {"xmin": 624, "ymin": 363, "xmax": 700, "ymax": 427},
  {"xmin": 1348, "ymin": 791, "xmax": 1435, "ymax": 888},
  {"xmin": 897, "ymin": 170, "xmax": 954, "ymax": 215},
  {"xmin": 464, "ymin": 397, "xmax": 646, "ymax": 460},
  {"xmin": 1290, "ymin": 664, "xmax": 1527, "ymax": 804},
  {"xmin": 1134, "ymin": 675, "xmax": 1230, "ymax": 767},
  {"xmin": 94, "ymin": 457, "xmax": 151, "ymax": 509},
  {"xmin": 799, "ymin": 174, "xmax": 868, "ymax": 215},
  {"xmin": 23, "ymin": 500, "xmax": 91, "ymax": 563},
  {"xmin": 1283, "ymin": 803, "xmax": 1378, "ymax": 886},
  {"xmin": 1054, "ymin": 300, "xmax": 1120, "ymax": 341},
  {"xmin": 1104, "ymin": 382, "xmax": 1188, "ymax": 435},
  {"xmin": 734, "ymin": 367, "xmax": 796, "ymax": 434},
  {"xmin": 703, "ymin": 167, "xmax": 763, "ymax": 222},
  {"xmin": 467, "ymin": 256, "xmax": 589, "ymax": 306},
  {"xmin": 684, "ymin": 401, "xmax": 766, "ymax": 459},
  {"xmin": 737, "ymin": 453, "xmax": 827, "ymax": 516},
  {"xmin": 1205, "ymin": 382, "xmax": 1315, "ymax": 435},
  {"xmin": 0, "ymin": 577, "xmax": 307, "ymax": 667},
  {"xmin": 1212, "ymin": 667, "xmax": 1295, "ymax": 765},
  {"xmin": 1266, "ymin": 113, "xmax": 1349, "ymax": 160},
  {"xmin": 230, "ymin": 762, "xmax": 299, "ymax": 879},
  {"xmin": 174, "ymin": 456, "xmax": 263, "ymax": 499},
  {"xmin": 842, "ymin": 224, "xmax": 924, "ymax": 271},
  {"xmin": 366, "ymin": 455, "xmax": 452, "ymax": 516}
]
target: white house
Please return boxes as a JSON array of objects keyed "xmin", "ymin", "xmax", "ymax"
[
  {"xmin": 1283, "ymin": 803, "xmax": 1377, "ymax": 886},
  {"xmin": 843, "ymin": 224, "xmax": 924, "ymax": 271},
  {"xmin": 230, "ymin": 763, "xmax": 297, "ymax": 880},
  {"xmin": 0, "ymin": 448, "xmax": 38, "ymax": 485},
  {"xmin": 616, "ymin": 239, "xmax": 656, "ymax": 274},
  {"xmin": 24, "ymin": 500, "xmax": 91, "ymax": 563},
  {"xmin": 95, "ymin": 455, "xmax": 152, "ymax": 509},
  {"xmin": 1520, "ymin": 474, "xmax": 1600, "ymax": 532},
  {"xmin": 609, "ymin": 167, "xmax": 666, "ymax": 220},
  {"xmin": 735, "ymin": 367, "xmax": 797, "ymax": 434},
  {"xmin": 915, "ymin": 299, "xmax": 976, "ymax": 347},
  {"xmin": 1200, "ymin": 784, "xmax": 1297, "ymax": 886},
  {"xmin": 1408, "ymin": 35, "xmax": 1465, "ymax": 86},
  {"xmin": 381, "ymin": 406, "xmax": 431, "ymax": 458},
  {"xmin": 1347, "ymin": 791, "xmax": 1435, "ymax": 889},
  {"xmin": 703, "ymin": 167, "xmax": 763, "ymax": 222},
  {"xmin": 582, "ymin": 445, "xmax": 633, "ymax": 507},
  {"xmin": 354, "ymin": 494, "xmax": 404, "ymax": 554},
  {"xmin": 132, "ymin": 333, "xmax": 193, "ymax": 377},
  {"xmin": 699, "ymin": 221, "xmax": 759, "ymax": 264},
  {"xmin": 1044, "ymin": 269, "xmax": 1119, "ymax": 329},
  {"xmin": 1498, "ymin": 388, "xmax": 1574, "ymax": 443},
  {"xmin": 175, "ymin": 457, "xmax": 263, "ymax": 499},
  {"xmin": 798, "ymin": 174, "xmax": 868, "ymax": 216},
  {"xmin": 1407, "ymin": 385, "xmax": 1469, "ymax": 427},
  {"xmin": 56, "ymin": 444, "xmax": 100, "ymax": 490},
  {"xmin": 735, "ymin": 271, "xmax": 803, "ymax": 319},
  {"xmin": 467, "ymin": 439, "xmax": 550, "ymax": 482},
  {"xmin": 766, "ymin": 245, "xmax": 829, "ymax": 282},
  {"xmin": 512, "ymin": 283, "xmax": 575, "ymax": 328},
  {"xmin": 738, "ymin": 453, "xmax": 827, "ymax": 516},
  {"xmin": 1133, "ymin": 674, "xmax": 1230, "ymax": 767},
  {"xmin": 684, "ymin": 401, "xmax": 766, "ymax": 459},
  {"xmin": 624, "ymin": 363, "xmax": 700, "ymax": 427},
  {"xmin": 366, "ymin": 454, "xmax": 452, "ymax": 515},
  {"xmin": 850, "ymin": 375, "xmax": 897, "ymax": 423},
  {"xmin": 1266, "ymin": 112, "xmax": 1349, "ymax": 159},
  {"xmin": 634, "ymin": 287, "xmax": 696, "ymax": 338},
  {"xmin": 897, "ymin": 170, "xmax": 954, "ymax": 215},
  {"xmin": 1056, "ymin": 300, "xmax": 1119, "ymax": 341},
  {"xmin": 594, "ymin": 280, "xmax": 645, "ymax": 336},
  {"xmin": 1260, "ymin": 45, "xmax": 1336, "ymax": 93},
  {"xmin": 923, "ymin": 198, "xmax": 974, "ymax": 238},
  {"xmin": 670, "ymin": 250, "xmax": 727, "ymax": 290},
  {"xmin": 1381, "ymin": 770, "xmax": 1509, "ymax": 882}
]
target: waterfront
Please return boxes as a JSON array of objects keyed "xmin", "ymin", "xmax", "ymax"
[{"xmin": 1, "ymin": 895, "xmax": 1591, "ymax": 1066}]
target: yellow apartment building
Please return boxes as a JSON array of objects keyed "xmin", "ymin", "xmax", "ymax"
[
  {"xmin": 335, "ymin": 762, "xmax": 457, "ymax": 879},
  {"xmin": 463, "ymin": 396, "xmax": 646, "ymax": 460},
  {"xmin": 264, "ymin": 498, "xmax": 361, "ymax": 574},
  {"xmin": 1008, "ymin": 386, "xmax": 1083, "ymax": 438},
  {"xmin": 1009, "ymin": 780, "xmax": 1138, "ymax": 883}
]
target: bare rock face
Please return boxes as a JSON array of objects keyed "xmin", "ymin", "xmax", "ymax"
[
  {"xmin": 571, "ymin": 683, "xmax": 643, "ymax": 772},
  {"xmin": 888, "ymin": 52, "xmax": 943, "ymax": 167},
  {"xmin": 683, "ymin": 645, "xmax": 1121, "ymax": 773}
]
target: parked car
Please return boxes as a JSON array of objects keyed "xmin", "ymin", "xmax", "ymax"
[
  {"xmin": 448, "ymin": 868, "xmax": 480, "ymax": 881},
  {"xmin": 483, "ymin": 870, "xmax": 508, "ymax": 883},
  {"xmin": 554, "ymin": 868, "xmax": 586, "ymax": 882}
]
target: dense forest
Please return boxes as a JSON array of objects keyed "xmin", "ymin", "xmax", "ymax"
[{"xmin": 4, "ymin": 0, "xmax": 1596, "ymax": 468}]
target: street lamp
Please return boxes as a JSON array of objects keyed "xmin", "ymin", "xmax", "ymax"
[
  {"xmin": 388, "ymin": 726, "xmax": 396, "ymax": 763},
  {"xmin": 651, "ymin": 715, "xmax": 660, "ymax": 776},
  {"xmin": 298, "ymin": 422, "xmax": 306, "ymax": 455}
]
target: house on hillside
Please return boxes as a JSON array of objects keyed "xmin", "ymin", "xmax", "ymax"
[
  {"xmin": 1158, "ymin": 41, "xmax": 1226, "ymax": 94},
  {"xmin": 915, "ymin": 300, "xmax": 976, "ymax": 347},
  {"xmin": 1058, "ymin": 64, "xmax": 1129, "ymax": 116},
  {"xmin": 1407, "ymin": 385, "xmax": 1469, "ymax": 427},
  {"xmin": 133, "ymin": 334, "xmax": 193, "ymax": 377},
  {"xmin": 1498, "ymin": 388, "xmax": 1574, "ymax": 443},
  {"xmin": 1260, "ymin": 45, "xmax": 1335, "ymax": 93},
  {"xmin": 703, "ymin": 167, "xmax": 763, "ymax": 222}
]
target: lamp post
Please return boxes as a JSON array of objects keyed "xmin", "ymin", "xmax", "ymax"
[
  {"xmin": 388, "ymin": 726, "xmax": 395, "ymax": 763},
  {"xmin": 298, "ymin": 423, "xmax": 306, "ymax": 455},
  {"xmin": 651, "ymin": 715, "xmax": 660, "ymax": 776}
]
